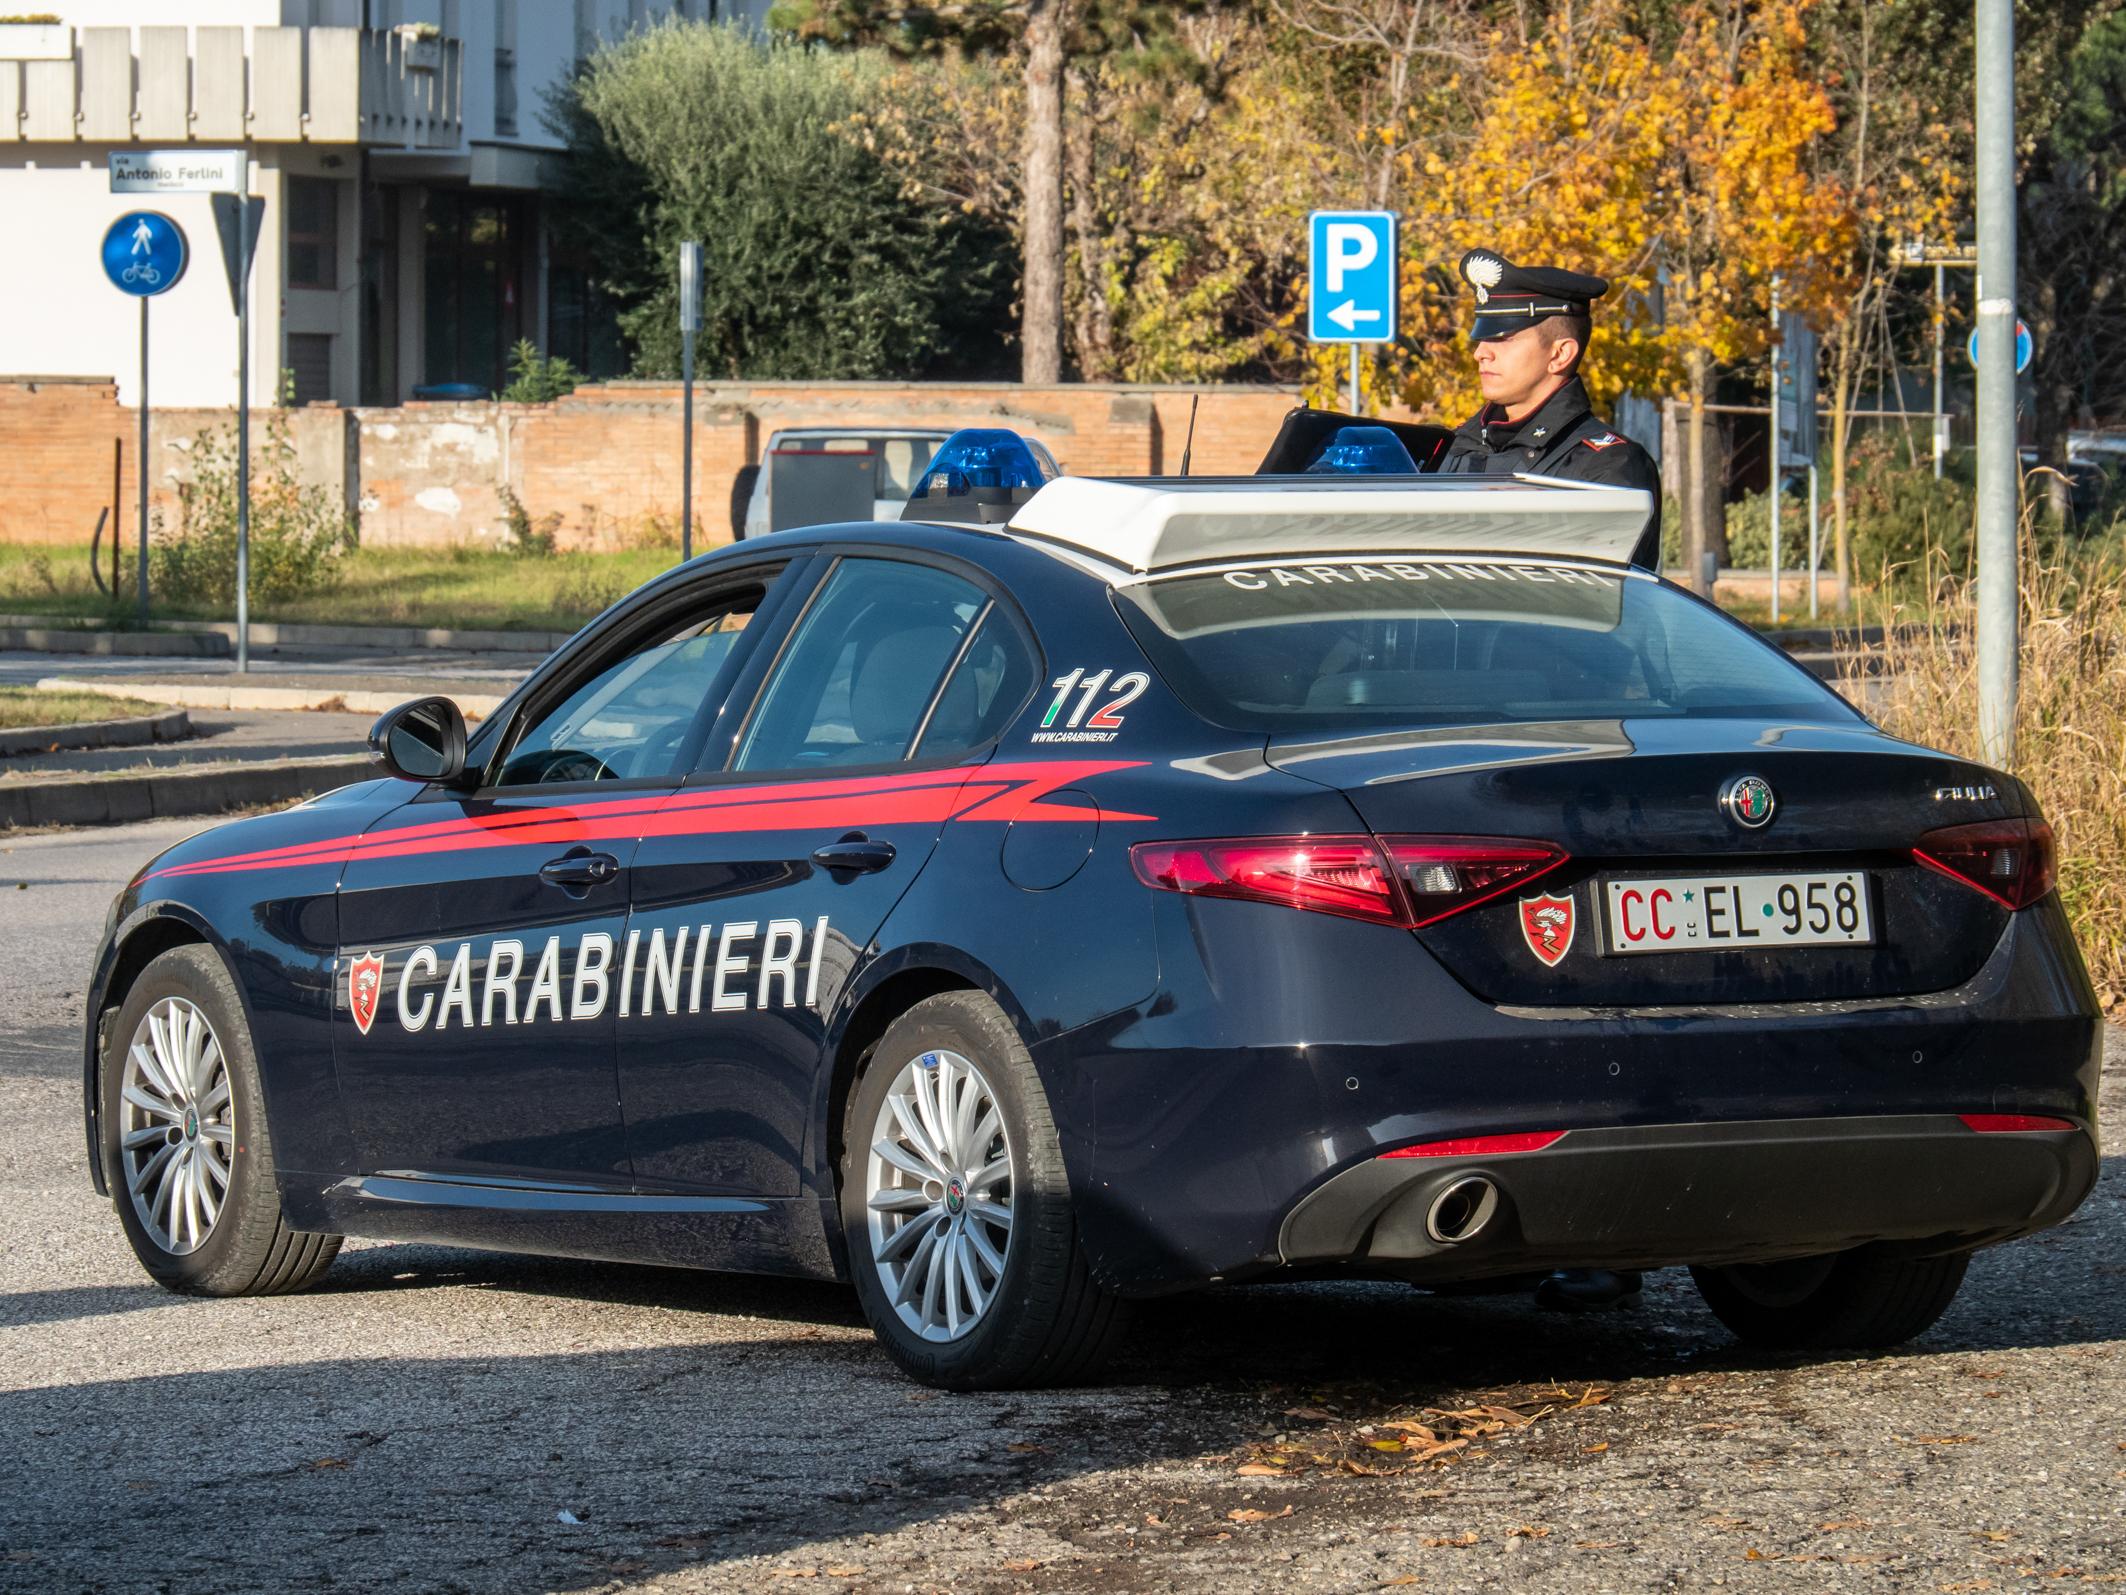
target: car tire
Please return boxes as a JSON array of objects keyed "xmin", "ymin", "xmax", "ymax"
[
  {"xmin": 840, "ymin": 991, "xmax": 1128, "ymax": 1390},
  {"xmin": 1689, "ymin": 1249, "xmax": 1970, "ymax": 1351},
  {"xmin": 103, "ymin": 945, "xmax": 341, "ymax": 1298},
  {"xmin": 729, "ymin": 464, "xmax": 761, "ymax": 541}
]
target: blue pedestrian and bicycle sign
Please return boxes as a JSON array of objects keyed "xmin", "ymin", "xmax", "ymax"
[
  {"xmin": 102, "ymin": 211, "xmax": 187, "ymax": 297},
  {"xmin": 1967, "ymin": 319, "xmax": 2032, "ymax": 375},
  {"xmin": 1307, "ymin": 211, "xmax": 1398, "ymax": 344}
]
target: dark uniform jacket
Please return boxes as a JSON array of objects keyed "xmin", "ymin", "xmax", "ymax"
[{"xmin": 1438, "ymin": 376, "xmax": 1662, "ymax": 565}]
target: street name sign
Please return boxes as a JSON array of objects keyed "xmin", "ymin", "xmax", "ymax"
[
  {"xmin": 109, "ymin": 150, "xmax": 247, "ymax": 195},
  {"xmin": 1308, "ymin": 211, "xmax": 1398, "ymax": 344},
  {"xmin": 101, "ymin": 212, "xmax": 187, "ymax": 298}
]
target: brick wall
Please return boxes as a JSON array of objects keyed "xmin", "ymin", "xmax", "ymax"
[
  {"xmin": 0, "ymin": 379, "xmax": 134, "ymax": 548},
  {"xmin": 0, "ymin": 378, "xmax": 1301, "ymax": 553}
]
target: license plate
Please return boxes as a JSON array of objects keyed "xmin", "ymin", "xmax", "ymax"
[{"xmin": 1602, "ymin": 871, "xmax": 1873, "ymax": 954}]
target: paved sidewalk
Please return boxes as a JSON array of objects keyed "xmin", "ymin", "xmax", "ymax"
[
  {"xmin": 0, "ymin": 708, "xmax": 375, "ymax": 780},
  {"xmin": 0, "ymin": 646, "xmax": 544, "ymax": 694}
]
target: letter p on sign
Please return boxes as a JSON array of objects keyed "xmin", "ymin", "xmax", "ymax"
[
  {"xmin": 1324, "ymin": 224, "xmax": 1376, "ymax": 290},
  {"xmin": 1308, "ymin": 211, "xmax": 1397, "ymax": 344}
]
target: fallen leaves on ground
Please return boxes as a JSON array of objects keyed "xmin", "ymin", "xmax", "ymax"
[
  {"xmin": 1907, "ymin": 1434, "xmax": 1981, "ymax": 1446},
  {"xmin": 1227, "ymin": 1505, "xmax": 1296, "ymax": 1524},
  {"xmin": 1235, "ymin": 1386, "xmax": 1608, "ymax": 1479},
  {"xmin": 1001, "ymin": 1559, "xmax": 1040, "ymax": 1573},
  {"xmin": 1422, "ymin": 1531, "xmax": 1479, "ymax": 1548}
]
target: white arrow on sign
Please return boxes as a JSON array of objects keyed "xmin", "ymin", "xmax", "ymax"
[{"xmin": 1326, "ymin": 300, "xmax": 1381, "ymax": 333}]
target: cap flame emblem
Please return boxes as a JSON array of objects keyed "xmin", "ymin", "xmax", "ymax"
[
  {"xmin": 350, "ymin": 951, "xmax": 385, "ymax": 1036},
  {"xmin": 1518, "ymin": 892, "xmax": 1576, "ymax": 967}
]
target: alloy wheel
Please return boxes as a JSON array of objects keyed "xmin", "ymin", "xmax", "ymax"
[
  {"xmin": 864, "ymin": 1048, "xmax": 1016, "ymax": 1342},
  {"xmin": 118, "ymin": 996, "xmax": 235, "ymax": 1256}
]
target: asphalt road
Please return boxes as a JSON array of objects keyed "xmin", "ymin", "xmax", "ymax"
[{"xmin": 3, "ymin": 818, "xmax": 2121, "ymax": 1595}]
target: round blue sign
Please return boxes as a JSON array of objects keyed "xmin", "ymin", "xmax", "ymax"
[
  {"xmin": 102, "ymin": 211, "xmax": 187, "ymax": 298},
  {"xmin": 1967, "ymin": 319, "xmax": 2032, "ymax": 375}
]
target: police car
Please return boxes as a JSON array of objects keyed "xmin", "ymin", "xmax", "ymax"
[{"xmin": 83, "ymin": 424, "xmax": 2101, "ymax": 1390}]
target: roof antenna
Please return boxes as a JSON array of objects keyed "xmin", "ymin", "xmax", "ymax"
[{"xmin": 1179, "ymin": 394, "xmax": 1200, "ymax": 477}]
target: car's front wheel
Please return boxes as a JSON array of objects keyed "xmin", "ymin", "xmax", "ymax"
[
  {"xmin": 103, "ymin": 945, "xmax": 341, "ymax": 1297},
  {"xmin": 1690, "ymin": 1248, "xmax": 1970, "ymax": 1350},
  {"xmin": 841, "ymin": 991, "xmax": 1127, "ymax": 1390}
]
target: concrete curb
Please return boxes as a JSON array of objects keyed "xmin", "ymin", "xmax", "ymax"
[
  {"xmin": 0, "ymin": 754, "xmax": 377, "ymax": 830},
  {"xmin": 0, "ymin": 707, "xmax": 190, "ymax": 758},
  {"xmin": 34, "ymin": 677, "xmax": 504, "ymax": 720},
  {"xmin": 0, "ymin": 625, "xmax": 229, "ymax": 657},
  {"xmin": 0, "ymin": 612, "xmax": 567, "ymax": 655}
]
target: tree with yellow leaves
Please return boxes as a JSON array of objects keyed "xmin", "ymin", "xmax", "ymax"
[{"xmin": 1386, "ymin": 0, "xmax": 1854, "ymax": 590}]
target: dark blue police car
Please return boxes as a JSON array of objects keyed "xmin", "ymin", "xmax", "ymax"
[{"xmin": 83, "ymin": 425, "xmax": 2102, "ymax": 1389}]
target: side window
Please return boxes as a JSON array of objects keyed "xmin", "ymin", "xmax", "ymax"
[
  {"xmin": 496, "ymin": 587, "xmax": 763, "ymax": 786},
  {"xmin": 732, "ymin": 559, "xmax": 988, "ymax": 772},
  {"xmin": 912, "ymin": 607, "xmax": 1038, "ymax": 760}
]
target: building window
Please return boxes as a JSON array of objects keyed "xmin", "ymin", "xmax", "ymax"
[
  {"xmin": 495, "ymin": 0, "xmax": 518, "ymax": 137},
  {"xmin": 287, "ymin": 177, "xmax": 339, "ymax": 291},
  {"xmin": 288, "ymin": 334, "xmax": 334, "ymax": 405}
]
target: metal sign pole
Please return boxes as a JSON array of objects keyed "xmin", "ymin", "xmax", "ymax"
[
  {"xmin": 235, "ymin": 227, "xmax": 251, "ymax": 674},
  {"xmin": 679, "ymin": 241, "xmax": 701, "ymax": 563},
  {"xmin": 137, "ymin": 296, "xmax": 150, "ymax": 626},
  {"xmin": 1974, "ymin": 0, "xmax": 2018, "ymax": 766},
  {"xmin": 1807, "ymin": 463, "xmax": 1820, "ymax": 621},
  {"xmin": 1348, "ymin": 344, "xmax": 1359, "ymax": 416},
  {"xmin": 1768, "ymin": 278, "xmax": 1781, "ymax": 626},
  {"xmin": 210, "ymin": 185, "xmax": 261, "ymax": 675},
  {"xmin": 1933, "ymin": 263, "xmax": 1947, "ymax": 479}
]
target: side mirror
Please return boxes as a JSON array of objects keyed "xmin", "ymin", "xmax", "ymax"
[{"xmin": 369, "ymin": 696, "xmax": 468, "ymax": 785}]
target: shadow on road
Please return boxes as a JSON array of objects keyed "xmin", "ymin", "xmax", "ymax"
[{"xmin": 7, "ymin": 1152, "xmax": 2120, "ymax": 1593}]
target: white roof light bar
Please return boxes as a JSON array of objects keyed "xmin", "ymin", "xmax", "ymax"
[{"xmin": 1005, "ymin": 475, "xmax": 1654, "ymax": 575}]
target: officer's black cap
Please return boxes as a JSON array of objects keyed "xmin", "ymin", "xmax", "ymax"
[{"xmin": 1459, "ymin": 249, "xmax": 1610, "ymax": 343}]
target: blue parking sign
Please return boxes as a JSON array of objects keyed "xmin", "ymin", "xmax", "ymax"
[
  {"xmin": 102, "ymin": 211, "xmax": 187, "ymax": 298},
  {"xmin": 1308, "ymin": 211, "xmax": 1397, "ymax": 344}
]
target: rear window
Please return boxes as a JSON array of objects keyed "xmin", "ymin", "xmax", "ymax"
[{"xmin": 1113, "ymin": 557, "xmax": 1857, "ymax": 733}]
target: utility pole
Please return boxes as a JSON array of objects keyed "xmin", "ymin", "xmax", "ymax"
[
  {"xmin": 678, "ymin": 241, "xmax": 701, "ymax": 563},
  {"xmin": 1768, "ymin": 276, "xmax": 1782, "ymax": 625},
  {"xmin": 1974, "ymin": 0, "xmax": 2018, "ymax": 766},
  {"xmin": 1932, "ymin": 264, "xmax": 1947, "ymax": 478}
]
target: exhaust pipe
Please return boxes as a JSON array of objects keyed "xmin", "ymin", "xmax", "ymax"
[{"xmin": 1425, "ymin": 1175, "xmax": 1499, "ymax": 1245}]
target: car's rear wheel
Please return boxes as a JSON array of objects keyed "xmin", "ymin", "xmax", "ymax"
[
  {"xmin": 1690, "ymin": 1248, "xmax": 1970, "ymax": 1350},
  {"xmin": 104, "ymin": 945, "xmax": 340, "ymax": 1297},
  {"xmin": 841, "ymin": 991, "xmax": 1127, "ymax": 1390}
]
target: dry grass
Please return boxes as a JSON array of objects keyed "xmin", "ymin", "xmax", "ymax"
[
  {"xmin": 1842, "ymin": 540, "xmax": 2126, "ymax": 1009},
  {"xmin": 0, "ymin": 686, "xmax": 160, "ymax": 731},
  {"xmin": 0, "ymin": 542, "xmax": 684, "ymax": 633}
]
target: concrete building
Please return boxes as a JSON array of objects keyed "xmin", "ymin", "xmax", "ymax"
[{"xmin": 0, "ymin": 1, "xmax": 765, "ymax": 410}]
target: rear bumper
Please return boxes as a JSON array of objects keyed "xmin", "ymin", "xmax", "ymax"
[
  {"xmin": 1278, "ymin": 1114, "xmax": 2098, "ymax": 1280},
  {"xmin": 1051, "ymin": 891, "xmax": 2103, "ymax": 1295}
]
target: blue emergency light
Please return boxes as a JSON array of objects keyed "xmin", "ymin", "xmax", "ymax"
[
  {"xmin": 905, "ymin": 428, "xmax": 1061, "ymax": 524},
  {"xmin": 1303, "ymin": 425, "xmax": 1422, "ymax": 475}
]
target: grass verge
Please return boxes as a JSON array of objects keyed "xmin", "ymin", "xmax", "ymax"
[
  {"xmin": 0, "ymin": 542, "xmax": 686, "ymax": 634},
  {"xmin": 1842, "ymin": 543, "xmax": 2126, "ymax": 1010},
  {"xmin": 0, "ymin": 687, "xmax": 162, "ymax": 730}
]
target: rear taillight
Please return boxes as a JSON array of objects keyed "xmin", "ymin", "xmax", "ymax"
[
  {"xmin": 1129, "ymin": 834, "xmax": 1566, "ymax": 928},
  {"xmin": 1913, "ymin": 818, "xmax": 2056, "ymax": 909},
  {"xmin": 1379, "ymin": 1130, "xmax": 1566, "ymax": 1159},
  {"xmin": 1130, "ymin": 836, "xmax": 1403, "ymax": 923},
  {"xmin": 1959, "ymin": 1112, "xmax": 2076, "ymax": 1133},
  {"xmin": 1380, "ymin": 835, "xmax": 1568, "ymax": 927}
]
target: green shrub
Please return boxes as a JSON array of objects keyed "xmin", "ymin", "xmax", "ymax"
[
  {"xmin": 548, "ymin": 21, "xmax": 1008, "ymax": 380},
  {"xmin": 152, "ymin": 413, "xmax": 356, "ymax": 605},
  {"xmin": 498, "ymin": 339, "xmax": 584, "ymax": 404}
]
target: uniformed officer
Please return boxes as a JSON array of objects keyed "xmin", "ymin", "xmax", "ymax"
[
  {"xmin": 1444, "ymin": 250, "xmax": 1655, "ymax": 1312},
  {"xmin": 1438, "ymin": 249, "xmax": 1661, "ymax": 567}
]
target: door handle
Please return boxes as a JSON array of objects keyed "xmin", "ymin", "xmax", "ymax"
[
  {"xmin": 811, "ymin": 834, "xmax": 896, "ymax": 875},
  {"xmin": 539, "ymin": 851, "xmax": 620, "ymax": 888}
]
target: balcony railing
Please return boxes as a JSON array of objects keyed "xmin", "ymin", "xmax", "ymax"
[{"xmin": 0, "ymin": 25, "xmax": 463, "ymax": 149}]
